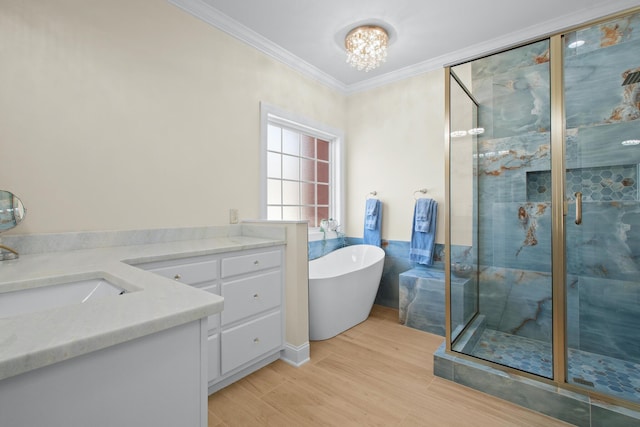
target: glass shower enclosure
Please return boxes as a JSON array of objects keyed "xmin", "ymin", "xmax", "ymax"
[{"xmin": 445, "ymin": 9, "xmax": 640, "ymax": 409}]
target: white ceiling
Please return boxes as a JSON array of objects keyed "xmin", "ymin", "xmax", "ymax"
[{"xmin": 171, "ymin": 0, "xmax": 639, "ymax": 93}]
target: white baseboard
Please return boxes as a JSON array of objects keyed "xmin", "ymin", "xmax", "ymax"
[
  {"xmin": 208, "ymin": 352, "xmax": 280, "ymax": 395},
  {"xmin": 280, "ymin": 342, "xmax": 310, "ymax": 367}
]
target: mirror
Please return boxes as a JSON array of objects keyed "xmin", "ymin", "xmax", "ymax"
[{"xmin": 0, "ymin": 190, "xmax": 27, "ymax": 232}]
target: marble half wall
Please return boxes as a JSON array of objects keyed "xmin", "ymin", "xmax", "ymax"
[{"xmin": 307, "ymin": 238, "xmax": 448, "ymax": 309}]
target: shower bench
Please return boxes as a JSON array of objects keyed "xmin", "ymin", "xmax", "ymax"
[{"xmin": 399, "ymin": 267, "xmax": 474, "ymax": 336}]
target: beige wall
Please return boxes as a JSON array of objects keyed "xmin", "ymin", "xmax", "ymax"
[
  {"xmin": 346, "ymin": 71, "xmax": 445, "ymax": 243},
  {"xmin": 0, "ymin": 0, "xmax": 346, "ymax": 234},
  {"xmin": 2, "ymin": 0, "xmax": 445, "ymax": 244}
]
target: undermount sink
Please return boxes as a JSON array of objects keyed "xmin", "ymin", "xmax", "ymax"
[{"xmin": 0, "ymin": 277, "xmax": 126, "ymax": 319}]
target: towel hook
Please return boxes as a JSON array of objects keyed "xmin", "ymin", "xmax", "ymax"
[
  {"xmin": 413, "ymin": 188, "xmax": 428, "ymax": 200},
  {"xmin": 366, "ymin": 191, "xmax": 378, "ymax": 199}
]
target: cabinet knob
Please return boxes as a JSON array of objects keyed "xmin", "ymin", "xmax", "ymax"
[
  {"xmin": 253, "ymin": 260, "xmax": 260, "ymax": 265},
  {"xmin": 253, "ymin": 293, "xmax": 259, "ymax": 300},
  {"xmin": 174, "ymin": 273, "xmax": 182, "ymax": 280},
  {"xmin": 253, "ymin": 337, "xmax": 260, "ymax": 344}
]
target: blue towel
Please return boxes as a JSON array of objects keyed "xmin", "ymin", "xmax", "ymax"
[
  {"xmin": 410, "ymin": 198, "xmax": 437, "ymax": 265},
  {"xmin": 364, "ymin": 198, "xmax": 379, "ymax": 230},
  {"xmin": 414, "ymin": 198, "xmax": 434, "ymax": 232},
  {"xmin": 363, "ymin": 199, "xmax": 382, "ymax": 246}
]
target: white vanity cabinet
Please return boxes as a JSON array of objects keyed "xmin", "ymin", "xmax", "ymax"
[
  {"xmin": 220, "ymin": 250, "xmax": 283, "ymax": 375},
  {"xmin": 136, "ymin": 255, "xmax": 221, "ymax": 383},
  {"xmin": 136, "ymin": 245, "xmax": 284, "ymax": 393}
]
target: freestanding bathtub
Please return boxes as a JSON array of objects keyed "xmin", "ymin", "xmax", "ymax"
[{"xmin": 308, "ymin": 244, "xmax": 385, "ymax": 341}]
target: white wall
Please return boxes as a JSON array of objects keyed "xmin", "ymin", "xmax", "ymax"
[
  {"xmin": 0, "ymin": 0, "xmax": 346, "ymax": 234},
  {"xmin": 346, "ymin": 71, "xmax": 445, "ymax": 243}
]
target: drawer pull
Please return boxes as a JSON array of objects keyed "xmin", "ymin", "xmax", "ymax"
[
  {"xmin": 253, "ymin": 260, "xmax": 260, "ymax": 265},
  {"xmin": 253, "ymin": 337, "xmax": 260, "ymax": 344},
  {"xmin": 253, "ymin": 293, "xmax": 259, "ymax": 300},
  {"xmin": 174, "ymin": 273, "xmax": 182, "ymax": 280}
]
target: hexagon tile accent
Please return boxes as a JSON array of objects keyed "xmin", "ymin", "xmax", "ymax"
[{"xmin": 527, "ymin": 164, "xmax": 638, "ymax": 202}]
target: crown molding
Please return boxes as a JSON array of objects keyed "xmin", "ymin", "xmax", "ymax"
[
  {"xmin": 168, "ymin": 0, "xmax": 349, "ymax": 93},
  {"xmin": 169, "ymin": 0, "xmax": 639, "ymax": 96}
]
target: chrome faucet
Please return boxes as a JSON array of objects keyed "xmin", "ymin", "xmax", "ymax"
[{"xmin": 0, "ymin": 244, "xmax": 19, "ymax": 260}]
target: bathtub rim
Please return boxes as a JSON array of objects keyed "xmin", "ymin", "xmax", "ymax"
[{"xmin": 308, "ymin": 244, "xmax": 385, "ymax": 280}]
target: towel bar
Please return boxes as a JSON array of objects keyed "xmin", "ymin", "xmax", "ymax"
[{"xmin": 413, "ymin": 188, "xmax": 428, "ymax": 199}]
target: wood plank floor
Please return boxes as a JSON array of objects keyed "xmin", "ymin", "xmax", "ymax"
[{"xmin": 208, "ymin": 305, "xmax": 573, "ymax": 426}]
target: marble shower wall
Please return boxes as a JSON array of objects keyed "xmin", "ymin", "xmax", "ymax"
[{"xmin": 464, "ymin": 13, "xmax": 640, "ymax": 362}]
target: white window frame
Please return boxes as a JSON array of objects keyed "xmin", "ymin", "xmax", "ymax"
[{"xmin": 260, "ymin": 102, "xmax": 345, "ymax": 234}]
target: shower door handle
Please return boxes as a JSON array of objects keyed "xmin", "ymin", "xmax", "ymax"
[{"xmin": 575, "ymin": 192, "xmax": 582, "ymax": 225}]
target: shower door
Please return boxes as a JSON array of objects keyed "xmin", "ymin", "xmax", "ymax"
[
  {"xmin": 563, "ymin": 12, "xmax": 640, "ymax": 404},
  {"xmin": 447, "ymin": 39, "xmax": 555, "ymax": 379}
]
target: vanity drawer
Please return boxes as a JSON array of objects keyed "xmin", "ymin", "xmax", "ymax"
[
  {"xmin": 145, "ymin": 258, "xmax": 218, "ymax": 286},
  {"xmin": 221, "ymin": 250, "xmax": 281, "ymax": 278},
  {"xmin": 220, "ymin": 311, "xmax": 282, "ymax": 374},
  {"xmin": 221, "ymin": 270, "xmax": 281, "ymax": 326}
]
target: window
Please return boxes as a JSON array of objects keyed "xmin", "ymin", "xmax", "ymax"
[
  {"xmin": 260, "ymin": 103, "xmax": 344, "ymax": 228},
  {"xmin": 266, "ymin": 125, "xmax": 330, "ymax": 227}
]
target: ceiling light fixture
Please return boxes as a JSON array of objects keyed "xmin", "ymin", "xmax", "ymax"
[{"xmin": 345, "ymin": 25, "xmax": 388, "ymax": 72}]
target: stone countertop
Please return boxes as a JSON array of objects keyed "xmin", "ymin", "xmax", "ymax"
[{"xmin": 0, "ymin": 234, "xmax": 285, "ymax": 382}]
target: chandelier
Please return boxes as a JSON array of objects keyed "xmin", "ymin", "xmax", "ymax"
[{"xmin": 345, "ymin": 25, "xmax": 389, "ymax": 72}]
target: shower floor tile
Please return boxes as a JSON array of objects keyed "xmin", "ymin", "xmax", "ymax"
[
  {"xmin": 469, "ymin": 328, "xmax": 640, "ymax": 403},
  {"xmin": 469, "ymin": 329, "xmax": 553, "ymax": 378}
]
